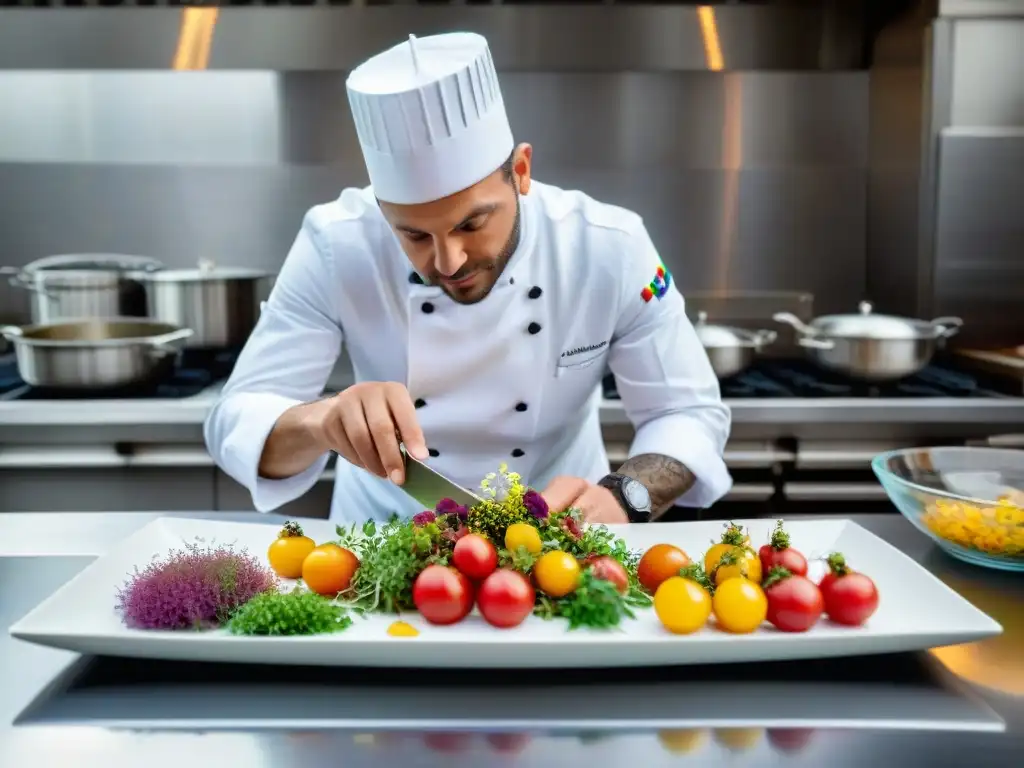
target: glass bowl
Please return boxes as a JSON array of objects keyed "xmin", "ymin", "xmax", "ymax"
[{"xmin": 872, "ymin": 446, "xmax": 1024, "ymax": 571}]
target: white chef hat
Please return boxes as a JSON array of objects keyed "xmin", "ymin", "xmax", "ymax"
[{"xmin": 345, "ymin": 32, "xmax": 515, "ymax": 205}]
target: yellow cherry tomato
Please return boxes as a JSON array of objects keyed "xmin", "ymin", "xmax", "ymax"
[
  {"xmin": 712, "ymin": 546, "xmax": 762, "ymax": 586},
  {"xmin": 505, "ymin": 522, "xmax": 543, "ymax": 555},
  {"xmin": 654, "ymin": 576, "xmax": 712, "ymax": 635},
  {"xmin": 267, "ymin": 520, "xmax": 316, "ymax": 578},
  {"xmin": 703, "ymin": 543, "xmax": 732, "ymax": 575},
  {"xmin": 715, "ymin": 728, "xmax": 763, "ymax": 752},
  {"xmin": 533, "ymin": 551, "xmax": 581, "ymax": 597},
  {"xmin": 703, "ymin": 522, "xmax": 750, "ymax": 573},
  {"xmin": 712, "ymin": 577, "xmax": 767, "ymax": 634},
  {"xmin": 658, "ymin": 729, "xmax": 707, "ymax": 755}
]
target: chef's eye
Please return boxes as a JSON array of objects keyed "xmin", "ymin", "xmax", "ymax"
[
  {"xmin": 404, "ymin": 232, "xmax": 430, "ymax": 243},
  {"xmin": 458, "ymin": 216, "xmax": 487, "ymax": 233}
]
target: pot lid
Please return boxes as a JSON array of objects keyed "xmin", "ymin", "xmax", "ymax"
[
  {"xmin": 693, "ymin": 311, "xmax": 757, "ymax": 347},
  {"xmin": 141, "ymin": 260, "xmax": 273, "ymax": 282},
  {"xmin": 816, "ymin": 302, "xmax": 933, "ymax": 340},
  {"xmin": 24, "ymin": 253, "xmax": 163, "ymax": 273}
]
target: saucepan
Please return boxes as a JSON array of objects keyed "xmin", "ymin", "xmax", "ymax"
[
  {"xmin": 773, "ymin": 301, "xmax": 963, "ymax": 382},
  {"xmin": 135, "ymin": 259, "xmax": 275, "ymax": 349},
  {"xmin": 0, "ymin": 318, "xmax": 193, "ymax": 390},
  {"xmin": 1, "ymin": 253, "xmax": 163, "ymax": 324},
  {"xmin": 693, "ymin": 311, "xmax": 777, "ymax": 379}
]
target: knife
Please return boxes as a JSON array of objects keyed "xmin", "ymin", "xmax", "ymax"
[{"xmin": 400, "ymin": 444, "xmax": 484, "ymax": 510}]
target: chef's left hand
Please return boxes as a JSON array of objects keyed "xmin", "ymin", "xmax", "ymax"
[{"xmin": 540, "ymin": 476, "xmax": 628, "ymax": 524}]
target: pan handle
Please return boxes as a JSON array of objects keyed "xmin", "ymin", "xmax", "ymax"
[
  {"xmin": 798, "ymin": 336, "xmax": 835, "ymax": 350},
  {"xmin": 772, "ymin": 312, "xmax": 818, "ymax": 336},
  {"xmin": 1, "ymin": 267, "xmax": 59, "ymax": 299},
  {"xmin": 930, "ymin": 316, "xmax": 963, "ymax": 338},
  {"xmin": 751, "ymin": 329, "xmax": 778, "ymax": 348},
  {"xmin": 147, "ymin": 328, "xmax": 194, "ymax": 359}
]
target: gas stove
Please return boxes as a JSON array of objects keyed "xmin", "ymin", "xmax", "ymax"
[
  {"xmin": 0, "ymin": 349, "xmax": 242, "ymax": 402},
  {"xmin": 603, "ymin": 358, "xmax": 1023, "ymax": 401}
]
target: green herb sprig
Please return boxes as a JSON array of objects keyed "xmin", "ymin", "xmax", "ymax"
[
  {"xmin": 336, "ymin": 516, "xmax": 456, "ymax": 614},
  {"xmin": 227, "ymin": 588, "xmax": 352, "ymax": 636},
  {"xmin": 534, "ymin": 571, "xmax": 652, "ymax": 631}
]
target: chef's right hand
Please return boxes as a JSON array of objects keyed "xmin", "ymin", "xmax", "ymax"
[{"xmin": 313, "ymin": 381, "xmax": 428, "ymax": 485}]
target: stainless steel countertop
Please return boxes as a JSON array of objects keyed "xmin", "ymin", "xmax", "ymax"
[{"xmin": 2, "ymin": 511, "xmax": 1022, "ymax": 767}]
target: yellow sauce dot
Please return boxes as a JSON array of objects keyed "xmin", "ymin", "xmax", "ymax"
[{"xmin": 387, "ymin": 620, "xmax": 419, "ymax": 637}]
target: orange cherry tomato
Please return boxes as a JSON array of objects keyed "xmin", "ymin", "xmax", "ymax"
[
  {"xmin": 637, "ymin": 543, "xmax": 690, "ymax": 593},
  {"xmin": 302, "ymin": 543, "xmax": 359, "ymax": 596},
  {"xmin": 267, "ymin": 521, "xmax": 316, "ymax": 579}
]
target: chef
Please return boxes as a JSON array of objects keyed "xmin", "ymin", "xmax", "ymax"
[{"xmin": 204, "ymin": 31, "xmax": 732, "ymax": 525}]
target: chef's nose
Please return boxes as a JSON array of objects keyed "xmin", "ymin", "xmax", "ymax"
[{"xmin": 433, "ymin": 238, "xmax": 468, "ymax": 277}]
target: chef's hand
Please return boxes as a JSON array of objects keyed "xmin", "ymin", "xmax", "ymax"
[
  {"xmin": 540, "ymin": 476, "xmax": 629, "ymax": 525},
  {"xmin": 316, "ymin": 382, "xmax": 428, "ymax": 485}
]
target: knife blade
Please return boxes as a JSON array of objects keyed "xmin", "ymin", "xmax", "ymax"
[{"xmin": 400, "ymin": 444, "xmax": 484, "ymax": 510}]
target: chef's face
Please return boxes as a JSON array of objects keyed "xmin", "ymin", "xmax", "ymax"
[{"xmin": 379, "ymin": 144, "xmax": 533, "ymax": 305}]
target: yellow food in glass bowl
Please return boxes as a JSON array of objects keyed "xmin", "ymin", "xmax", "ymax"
[{"xmin": 921, "ymin": 494, "xmax": 1024, "ymax": 558}]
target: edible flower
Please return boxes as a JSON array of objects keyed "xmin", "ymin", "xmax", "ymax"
[
  {"xmin": 435, "ymin": 497, "xmax": 469, "ymax": 520},
  {"xmin": 412, "ymin": 510, "xmax": 437, "ymax": 526},
  {"xmin": 481, "ymin": 462, "xmax": 519, "ymax": 503},
  {"xmin": 560, "ymin": 512, "xmax": 583, "ymax": 540},
  {"xmin": 523, "ymin": 489, "xmax": 549, "ymax": 519}
]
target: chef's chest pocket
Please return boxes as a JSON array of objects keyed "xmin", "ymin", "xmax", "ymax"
[{"xmin": 554, "ymin": 343, "xmax": 609, "ymax": 389}]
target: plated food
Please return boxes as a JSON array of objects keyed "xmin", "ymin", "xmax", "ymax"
[{"xmin": 112, "ymin": 465, "xmax": 879, "ymax": 639}]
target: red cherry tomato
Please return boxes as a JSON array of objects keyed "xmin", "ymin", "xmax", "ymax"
[
  {"xmin": 477, "ymin": 568, "xmax": 535, "ymax": 628},
  {"xmin": 768, "ymin": 728, "xmax": 815, "ymax": 753},
  {"xmin": 759, "ymin": 544, "xmax": 808, "ymax": 578},
  {"xmin": 452, "ymin": 533, "xmax": 498, "ymax": 581},
  {"xmin": 586, "ymin": 555, "xmax": 629, "ymax": 594},
  {"xmin": 819, "ymin": 552, "xmax": 879, "ymax": 626},
  {"xmin": 412, "ymin": 565, "xmax": 474, "ymax": 625},
  {"xmin": 422, "ymin": 732, "xmax": 473, "ymax": 753},
  {"xmin": 758, "ymin": 521, "xmax": 808, "ymax": 577},
  {"xmin": 485, "ymin": 733, "xmax": 531, "ymax": 753},
  {"xmin": 763, "ymin": 568, "xmax": 824, "ymax": 632}
]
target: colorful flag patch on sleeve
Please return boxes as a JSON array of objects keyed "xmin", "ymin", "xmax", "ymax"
[{"xmin": 641, "ymin": 263, "xmax": 672, "ymax": 303}]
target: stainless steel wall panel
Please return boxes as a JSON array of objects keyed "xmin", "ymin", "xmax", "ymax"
[
  {"xmin": 866, "ymin": 4, "xmax": 930, "ymax": 320},
  {"xmin": 950, "ymin": 20, "xmax": 1024, "ymax": 127},
  {"xmin": 0, "ymin": 72, "xmax": 868, "ymax": 169},
  {"xmin": 931, "ymin": 130, "xmax": 1024, "ymax": 346},
  {"xmin": 0, "ymin": 6, "xmax": 865, "ymax": 72},
  {"xmin": 0, "ymin": 68, "xmax": 870, "ymax": 325}
]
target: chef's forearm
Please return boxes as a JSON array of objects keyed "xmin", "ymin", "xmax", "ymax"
[
  {"xmin": 617, "ymin": 453, "xmax": 696, "ymax": 518},
  {"xmin": 258, "ymin": 400, "xmax": 330, "ymax": 480}
]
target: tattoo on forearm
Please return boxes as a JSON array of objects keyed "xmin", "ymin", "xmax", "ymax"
[{"xmin": 617, "ymin": 453, "xmax": 695, "ymax": 517}]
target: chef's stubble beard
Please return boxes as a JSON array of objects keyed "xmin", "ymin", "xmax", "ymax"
[{"xmin": 445, "ymin": 190, "xmax": 522, "ymax": 306}]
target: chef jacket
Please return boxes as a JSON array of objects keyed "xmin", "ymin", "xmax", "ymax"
[{"xmin": 204, "ymin": 180, "xmax": 733, "ymax": 523}]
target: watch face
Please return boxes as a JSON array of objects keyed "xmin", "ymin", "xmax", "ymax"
[{"xmin": 622, "ymin": 477, "xmax": 652, "ymax": 512}]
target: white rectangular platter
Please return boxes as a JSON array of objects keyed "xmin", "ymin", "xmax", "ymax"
[{"xmin": 9, "ymin": 516, "xmax": 1002, "ymax": 668}]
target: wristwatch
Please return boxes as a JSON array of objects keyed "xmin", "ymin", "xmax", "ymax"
[{"xmin": 597, "ymin": 473, "xmax": 653, "ymax": 523}]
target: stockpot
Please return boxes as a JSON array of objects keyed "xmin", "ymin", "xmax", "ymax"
[{"xmin": 773, "ymin": 301, "xmax": 963, "ymax": 381}]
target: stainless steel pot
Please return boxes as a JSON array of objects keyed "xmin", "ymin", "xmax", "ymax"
[
  {"xmin": 138, "ymin": 261, "xmax": 274, "ymax": 349},
  {"xmin": 693, "ymin": 311, "xmax": 777, "ymax": 379},
  {"xmin": 1, "ymin": 254, "xmax": 163, "ymax": 323},
  {"xmin": 0, "ymin": 319, "xmax": 193, "ymax": 390},
  {"xmin": 773, "ymin": 301, "xmax": 963, "ymax": 381}
]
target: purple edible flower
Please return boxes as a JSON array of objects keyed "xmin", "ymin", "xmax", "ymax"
[
  {"xmin": 413, "ymin": 510, "xmax": 437, "ymax": 526},
  {"xmin": 435, "ymin": 497, "xmax": 469, "ymax": 520},
  {"xmin": 523, "ymin": 489, "xmax": 549, "ymax": 519},
  {"xmin": 115, "ymin": 542, "xmax": 276, "ymax": 631}
]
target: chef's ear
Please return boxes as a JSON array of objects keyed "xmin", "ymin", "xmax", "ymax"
[{"xmin": 512, "ymin": 143, "xmax": 532, "ymax": 195}]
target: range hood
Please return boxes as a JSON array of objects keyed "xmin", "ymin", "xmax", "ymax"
[{"xmin": 0, "ymin": 2, "xmax": 869, "ymax": 71}]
